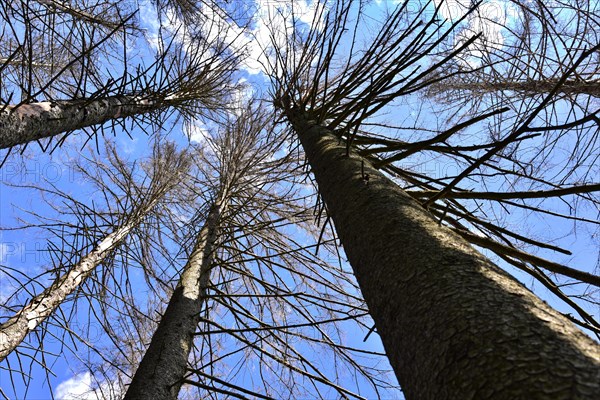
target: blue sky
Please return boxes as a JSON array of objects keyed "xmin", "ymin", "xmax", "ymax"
[
  {"xmin": 1, "ymin": 0, "xmax": 599, "ymax": 398},
  {"xmin": 0, "ymin": 2, "xmax": 395, "ymax": 396}
]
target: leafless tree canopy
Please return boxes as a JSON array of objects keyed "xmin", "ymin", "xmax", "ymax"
[
  {"xmin": 268, "ymin": 0, "xmax": 599, "ymax": 335},
  {"xmin": 1, "ymin": 0, "xmax": 599, "ymax": 398}
]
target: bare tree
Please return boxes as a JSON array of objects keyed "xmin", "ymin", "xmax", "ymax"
[
  {"xmin": 124, "ymin": 199, "xmax": 223, "ymax": 399},
  {"xmin": 0, "ymin": 101, "xmax": 398, "ymax": 399},
  {"xmin": 3, "ymin": 0, "xmax": 599, "ymax": 398},
  {"xmin": 2, "ymin": 1, "xmax": 396, "ymax": 397},
  {"xmin": 0, "ymin": 0, "xmax": 241, "ymax": 150},
  {"xmin": 33, "ymin": 0, "xmax": 136, "ymax": 30},
  {"xmin": 0, "ymin": 140, "xmax": 190, "ymax": 395},
  {"xmin": 268, "ymin": 0, "xmax": 600, "ymax": 397},
  {"xmin": 426, "ymin": 0, "xmax": 600, "ymax": 165},
  {"xmin": 123, "ymin": 102, "xmax": 397, "ymax": 399}
]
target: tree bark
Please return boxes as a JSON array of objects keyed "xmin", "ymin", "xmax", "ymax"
[
  {"xmin": 0, "ymin": 213, "xmax": 146, "ymax": 361},
  {"xmin": 0, "ymin": 95, "xmax": 163, "ymax": 149},
  {"xmin": 287, "ymin": 109, "xmax": 600, "ymax": 399},
  {"xmin": 124, "ymin": 203, "xmax": 223, "ymax": 400}
]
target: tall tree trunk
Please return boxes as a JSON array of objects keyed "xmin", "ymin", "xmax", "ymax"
[
  {"xmin": 0, "ymin": 208, "xmax": 152, "ymax": 361},
  {"xmin": 287, "ymin": 109, "xmax": 600, "ymax": 399},
  {"xmin": 0, "ymin": 95, "xmax": 166, "ymax": 149},
  {"xmin": 124, "ymin": 202, "xmax": 223, "ymax": 400},
  {"xmin": 33, "ymin": 0, "xmax": 124, "ymax": 30},
  {"xmin": 434, "ymin": 79, "xmax": 600, "ymax": 98}
]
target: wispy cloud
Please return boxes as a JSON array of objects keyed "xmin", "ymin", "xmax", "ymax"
[
  {"xmin": 55, "ymin": 372, "xmax": 123, "ymax": 400},
  {"xmin": 240, "ymin": 0, "xmax": 327, "ymax": 75},
  {"xmin": 434, "ymin": 0, "xmax": 518, "ymax": 65},
  {"xmin": 186, "ymin": 119, "xmax": 211, "ymax": 144},
  {"xmin": 55, "ymin": 372, "xmax": 96, "ymax": 400}
]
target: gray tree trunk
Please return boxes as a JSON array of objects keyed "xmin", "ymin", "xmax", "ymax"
[
  {"xmin": 434, "ymin": 79, "xmax": 600, "ymax": 98},
  {"xmin": 0, "ymin": 95, "xmax": 164, "ymax": 149},
  {"xmin": 288, "ymin": 109, "xmax": 600, "ymax": 399},
  {"xmin": 0, "ymin": 210, "xmax": 150, "ymax": 361},
  {"xmin": 33, "ymin": 0, "xmax": 124, "ymax": 30},
  {"xmin": 124, "ymin": 203, "xmax": 223, "ymax": 400}
]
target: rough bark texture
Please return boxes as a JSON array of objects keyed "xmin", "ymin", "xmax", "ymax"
[
  {"xmin": 124, "ymin": 204, "xmax": 222, "ymax": 400},
  {"xmin": 288, "ymin": 109, "xmax": 600, "ymax": 399},
  {"xmin": 0, "ymin": 95, "xmax": 161, "ymax": 149},
  {"xmin": 0, "ymin": 219, "xmax": 137, "ymax": 361}
]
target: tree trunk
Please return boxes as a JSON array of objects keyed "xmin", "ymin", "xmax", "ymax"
[
  {"xmin": 124, "ymin": 203, "xmax": 223, "ymax": 400},
  {"xmin": 33, "ymin": 0, "xmax": 124, "ymax": 30},
  {"xmin": 287, "ymin": 109, "xmax": 600, "ymax": 399},
  {"xmin": 0, "ymin": 212, "xmax": 147, "ymax": 361},
  {"xmin": 435, "ymin": 79, "xmax": 600, "ymax": 98},
  {"xmin": 0, "ymin": 95, "xmax": 164, "ymax": 149}
]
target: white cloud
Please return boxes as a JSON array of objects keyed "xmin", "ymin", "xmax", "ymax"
[
  {"xmin": 433, "ymin": 0, "xmax": 517, "ymax": 66},
  {"xmin": 138, "ymin": 0, "xmax": 327, "ymax": 76},
  {"xmin": 437, "ymin": 0, "xmax": 471, "ymax": 21},
  {"xmin": 241, "ymin": 0, "xmax": 327, "ymax": 75},
  {"xmin": 186, "ymin": 119, "xmax": 211, "ymax": 144},
  {"xmin": 293, "ymin": 0, "xmax": 326, "ymax": 27},
  {"xmin": 55, "ymin": 372, "xmax": 123, "ymax": 400},
  {"xmin": 55, "ymin": 372, "xmax": 96, "ymax": 400},
  {"xmin": 138, "ymin": 1, "xmax": 161, "ymax": 51},
  {"xmin": 138, "ymin": 1, "xmax": 207, "ymax": 56},
  {"xmin": 230, "ymin": 78, "xmax": 259, "ymax": 114}
]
